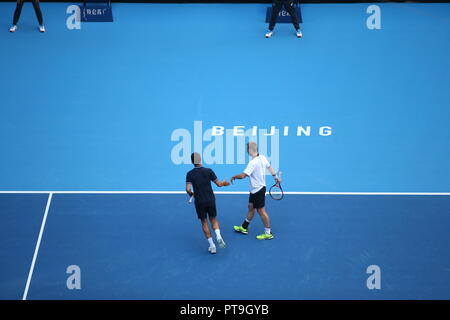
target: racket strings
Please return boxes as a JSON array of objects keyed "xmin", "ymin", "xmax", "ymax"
[{"xmin": 270, "ymin": 185, "xmax": 283, "ymax": 200}]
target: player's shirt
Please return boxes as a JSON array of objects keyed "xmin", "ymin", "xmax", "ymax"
[
  {"xmin": 243, "ymin": 154, "xmax": 271, "ymax": 194},
  {"xmin": 186, "ymin": 167, "xmax": 218, "ymax": 206}
]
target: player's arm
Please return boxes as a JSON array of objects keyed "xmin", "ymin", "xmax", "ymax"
[
  {"xmin": 214, "ymin": 179, "xmax": 230, "ymax": 187},
  {"xmin": 230, "ymin": 173, "xmax": 247, "ymax": 184},
  {"xmin": 209, "ymin": 169, "xmax": 229, "ymax": 187},
  {"xmin": 231, "ymin": 160, "xmax": 255, "ymax": 184},
  {"xmin": 186, "ymin": 182, "xmax": 194, "ymax": 197}
]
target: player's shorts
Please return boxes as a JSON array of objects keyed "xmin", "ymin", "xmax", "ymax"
[
  {"xmin": 195, "ymin": 202, "xmax": 217, "ymax": 220},
  {"xmin": 249, "ymin": 186, "xmax": 266, "ymax": 209}
]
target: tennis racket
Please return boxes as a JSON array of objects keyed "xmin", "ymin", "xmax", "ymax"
[{"xmin": 269, "ymin": 171, "xmax": 284, "ymax": 200}]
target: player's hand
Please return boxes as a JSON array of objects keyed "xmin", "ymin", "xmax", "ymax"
[
  {"xmin": 222, "ymin": 179, "xmax": 230, "ymax": 187},
  {"xmin": 275, "ymin": 176, "xmax": 282, "ymax": 185}
]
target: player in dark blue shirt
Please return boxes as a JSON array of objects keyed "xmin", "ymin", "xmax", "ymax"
[{"xmin": 186, "ymin": 152, "xmax": 230, "ymax": 254}]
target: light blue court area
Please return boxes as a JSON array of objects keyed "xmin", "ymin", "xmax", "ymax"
[
  {"xmin": 0, "ymin": 3, "xmax": 449, "ymax": 192},
  {"xmin": 0, "ymin": 2, "xmax": 449, "ymax": 300}
]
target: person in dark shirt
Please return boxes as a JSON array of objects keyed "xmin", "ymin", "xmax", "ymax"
[
  {"xmin": 186, "ymin": 152, "xmax": 230, "ymax": 254},
  {"xmin": 9, "ymin": 0, "xmax": 45, "ymax": 33}
]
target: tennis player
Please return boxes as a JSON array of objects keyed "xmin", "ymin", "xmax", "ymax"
[
  {"xmin": 9, "ymin": 0, "xmax": 45, "ymax": 33},
  {"xmin": 186, "ymin": 152, "xmax": 229, "ymax": 254},
  {"xmin": 231, "ymin": 142, "xmax": 281, "ymax": 240},
  {"xmin": 266, "ymin": 0, "xmax": 302, "ymax": 38}
]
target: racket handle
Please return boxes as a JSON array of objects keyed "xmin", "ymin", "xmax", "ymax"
[{"xmin": 189, "ymin": 195, "xmax": 194, "ymax": 203}]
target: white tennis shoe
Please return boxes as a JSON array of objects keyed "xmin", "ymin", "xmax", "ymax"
[
  {"xmin": 217, "ymin": 238, "xmax": 226, "ymax": 249},
  {"xmin": 265, "ymin": 30, "xmax": 273, "ymax": 38},
  {"xmin": 39, "ymin": 25, "xmax": 45, "ymax": 33},
  {"xmin": 9, "ymin": 25, "xmax": 17, "ymax": 33}
]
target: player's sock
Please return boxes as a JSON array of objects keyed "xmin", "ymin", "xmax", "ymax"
[
  {"xmin": 265, "ymin": 227, "xmax": 271, "ymax": 234},
  {"xmin": 242, "ymin": 219, "xmax": 250, "ymax": 229},
  {"xmin": 207, "ymin": 237, "xmax": 215, "ymax": 248},
  {"xmin": 215, "ymin": 229, "xmax": 222, "ymax": 240}
]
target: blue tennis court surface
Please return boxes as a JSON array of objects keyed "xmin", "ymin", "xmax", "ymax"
[
  {"xmin": 0, "ymin": 2, "xmax": 449, "ymax": 299},
  {"xmin": 1, "ymin": 193, "xmax": 449, "ymax": 299}
]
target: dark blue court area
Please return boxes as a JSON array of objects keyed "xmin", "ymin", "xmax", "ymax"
[
  {"xmin": 0, "ymin": 193, "xmax": 449, "ymax": 299},
  {"xmin": 0, "ymin": 2, "xmax": 449, "ymax": 300}
]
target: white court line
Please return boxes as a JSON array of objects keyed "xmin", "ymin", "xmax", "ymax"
[
  {"xmin": 0, "ymin": 191, "xmax": 449, "ymax": 195},
  {"xmin": 22, "ymin": 193, "xmax": 53, "ymax": 300}
]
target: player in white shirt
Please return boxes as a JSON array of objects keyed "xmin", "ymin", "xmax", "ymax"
[{"xmin": 230, "ymin": 142, "xmax": 281, "ymax": 240}]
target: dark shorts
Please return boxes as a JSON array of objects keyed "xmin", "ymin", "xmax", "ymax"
[
  {"xmin": 195, "ymin": 202, "xmax": 217, "ymax": 220},
  {"xmin": 249, "ymin": 186, "xmax": 266, "ymax": 209}
]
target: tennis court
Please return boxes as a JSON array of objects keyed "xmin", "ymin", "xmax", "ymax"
[{"xmin": 0, "ymin": 2, "xmax": 449, "ymax": 300}]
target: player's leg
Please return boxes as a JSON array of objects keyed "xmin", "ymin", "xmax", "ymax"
[
  {"xmin": 196, "ymin": 204, "xmax": 216, "ymax": 254},
  {"xmin": 252, "ymin": 187, "xmax": 274, "ymax": 240},
  {"xmin": 255, "ymin": 207, "xmax": 274, "ymax": 240},
  {"xmin": 256, "ymin": 207, "xmax": 270, "ymax": 229},
  {"xmin": 208, "ymin": 204, "xmax": 226, "ymax": 249},
  {"xmin": 210, "ymin": 217, "xmax": 226, "ymax": 248},
  {"xmin": 10, "ymin": 0, "xmax": 25, "ymax": 32},
  {"xmin": 201, "ymin": 218, "xmax": 212, "ymax": 238},
  {"xmin": 234, "ymin": 202, "xmax": 255, "ymax": 234},
  {"xmin": 31, "ymin": 0, "xmax": 45, "ymax": 32},
  {"xmin": 267, "ymin": 0, "xmax": 283, "ymax": 38},
  {"xmin": 283, "ymin": 0, "xmax": 302, "ymax": 38}
]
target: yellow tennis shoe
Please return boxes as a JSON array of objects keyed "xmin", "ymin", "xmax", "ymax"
[
  {"xmin": 256, "ymin": 233, "xmax": 274, "ymax": 240},
  {"xmin": 233, "ymin": 225, "xmax": 248, "ymax": 234}
]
